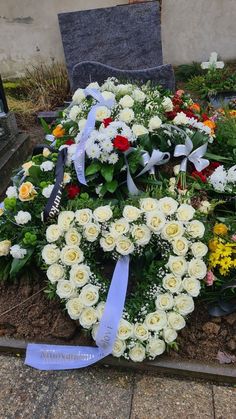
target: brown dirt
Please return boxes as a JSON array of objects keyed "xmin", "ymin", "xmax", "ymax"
[{"xmin": 0, "ymin": 274, "xmax": 235, "ymax": 363}]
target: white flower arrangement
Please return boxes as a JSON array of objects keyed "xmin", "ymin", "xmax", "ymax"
[{"xmin": 42, "ymin": 197, "xmax": 207, "ymax": 362}]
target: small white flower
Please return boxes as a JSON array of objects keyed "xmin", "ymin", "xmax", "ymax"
[
  {"xmin": 86, "ymin": 143, "xmax": 101, "ymax": 159},
  {"xmin": 108, "ymin": 153, "xmax": 119, "ymax": 165},
  {"xmin": 42, "ymin": 184, "xmax": 54, "ymax": 198},
  {"xmin": 6, "ymin": 186, "xmax": 18, "ymax": 198},
  {"xmin": 10, "ymin": 244, "xmax": 27, "ymax": 259},
  {"xmin": 63, "ymin": 172, "xmax": 71, "ymax": 184},
  {"xmin": 40, "ymin": 161, "xmax": 55, "ymax": 172},
  {"xmin": 14, "ymin": 211, "xmax": 31, "ymax": 225}
]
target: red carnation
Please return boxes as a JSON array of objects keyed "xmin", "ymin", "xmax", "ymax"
[
  {"xmin": 202, "ymin": 162, "xmax": 221, "ymax": 177},
  {"xmin": 67, "ymin": 184, "xmax": 81, "ymax": 199},
  {"xmin": 103, "ymin": 117, "xmax": 113, "ymax": 128},
  {"xmin": 65, "ymin": 139, "xmax": 75, "ymax": 145},
  {"xmin": 191, "ymin": 170, "xmax": 207, "ymax": 183},
  {"xmin": 172, "ymin": 96, "xmax": 183, "ymax": 106},
  {"xmin": 201, "ymin": 113, "xmax": 209, "ymax": 122},
  {"xmin": 165, "ymin": 111, "xmax": 177, "ymax": 120},
  {"xmin": 113, "ymin": 135, "xmax": 130, "ymax": 152}
]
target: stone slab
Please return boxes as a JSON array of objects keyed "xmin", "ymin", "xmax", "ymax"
[
  {"xmin": 58, "ymin": 1, "xmax": 163, "ymax": 84},
  {"xmin": 213, "ymin": 385, "xmax": 236, "ymax": 419},
  {"xmin": 72, "ymin": 61, "xmax": 175, "ymax": 91},
  {"xmin": 0, "ymin": 111, "xmax": 18, "ymax": 141},
  {"xmin": 131, "ymin": 374, "xmax": 214, "ymax": 419}
]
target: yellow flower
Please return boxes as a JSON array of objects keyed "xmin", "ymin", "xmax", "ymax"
[
  {"xmin": 52, "ymin": 125, "xmax": 65, "ymax": 138},
  {"xmin": 203, "ymin": 119, "xmax": 216, "ymax": 134},
  {"xmin": 22, "ymin": 161, "xmax": 34, "ymax": 175},
  {"xmin": 208, "ymin": 238, "xmax": 219, "ymax": 251},
  {"xmin": 0, "ymin": 207, "xmax": 4, "ymax": 216},
  {"xmin": 18, "ymin": 182, "xmax": 37, "ymax": 202},
  {"xmin": 213, "ymin": 223, "xmax": 228, "ymax": 236}
]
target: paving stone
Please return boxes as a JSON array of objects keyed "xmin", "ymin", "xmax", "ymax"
[
  {"xmin": 131, "ymin": 374, "xmax": 214, "ymax": 419},
  {"xmin": 48, "ymin": 366, "xmax": 134, "ymax": 419},
  {"xmin": 213, "ymin": 385, "xmax": 236, "ymax": 419}
]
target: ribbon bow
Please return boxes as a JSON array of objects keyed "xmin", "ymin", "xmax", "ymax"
[
  {"xmin": 73, "ymin": 88, "xmax": 115, "ymax": 185},
  {"xmin": 174, "ymin": 136, "xmax": 209, "ymax": 172}
]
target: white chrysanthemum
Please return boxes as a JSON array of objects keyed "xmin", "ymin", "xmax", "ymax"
[
  {"xmin": 93, "ymin": 205, "xmax": 113, "ymax": 223},
  {"xmin": 79, "ymin": 284, "xmax": 99, "ymax": 307},
  {"xmin": 10, "ymin": 245, "xmax": 27, "ymax": 260},
  {"xmin": 209, "ymin": 165, "xmax": 227, "ymax": 192},
  {"xmin": 146, "ymin": 338, "xmax": 165, "ymax": 357},
  {"xmin": 60, "ymin": 245, "xmax": 84, "ymax": 266},
  {"xmin": 40, "ymin": 161, "xmax": 54, "ymax": 172},
  {"xmin": 167, "ymin": 255, "xmax": 187, "ymax": 277},
  {"xmin": 66, "ymin": 297, "xmax": 84, "ymax": 320},
  {"xmin": 100, "ymin": 139, "xmax": 113, "ymax": 153},
  {"xmin": 148, "ymin": 116, "xmax": 162, "ymax": 131},
  {"xmin": 86, "ymin": 143, "xmax": 101, "ymax": 159},
  {"xmin": 182, "ymin": 277, "xmax": 201, "ymax": 297},
  {"xmin": 42, "ymin": 184, "xmax": 54, "ymax": 198},
  {"xmin": 176, "ymin": 204, "xmax": 195, "ymax": 222},
  {"xmin": 227, "ymin": 165, "xmax": 236, "ymax": 183},
  {"xmin": 129, "ymin": 344, "xmax": 146, "ymax": 362},
  {"xmin": 108, "ymin": 153, "xmax": 119, "ymax": 165},
  {"xmin": 46, "ymin": 224, "xmax": 62, "ymax": 243},
  {"xmin": 119, "ymin": 108, "xmax": 134, "ymax": 124},
  {"xmin": 47, "ymin": 264, "xmax": 65, "ymax": 283},
  {"xmin": 110, "ymin": 218, "xmax": 129, "ymax": 237},
  {"xmin": 163, "ymin": 274, "xmax": 182, "ymax": 294},
  {"xmin": 56, "ymin": 279, "xmax": 76, "ymax": 299},
  {"xmin": 42, "ymin": 244, "xmax": 60, "ymax": 265},
  {"xmin": 174, "ymin": 294, "xmax": 194, "ymax": 315},
  {"xmin": 14, "ymin": 211, "xmax": 31, "ymax": 225},
  {"xmin": 131, "ymin": 224, "xmax": 151, "ymax": 246},
  {"xmin": 70, "ymin": 263, "xmax": 91, "ymax": 288},
  {"xmin": 83, "ymin": 223, "xmax": 100, "ymax": 242},
  {"xmin": 144, "ymin": 310, "xmax": 167, "ymax": 331},
  {"xmin": 155, "ymin": 293, "xmax": 174, "ymax": 311},
  {"xmin": 158, "ymin": 197, "xmax": 178, "ymax": 215},
  {"xmin": 75, "ymin": 209, "xmax": 92, "ymax": 225},
  {"xmin": 6, "ymin": 186, "xmax": 18, "ymax": 198}
]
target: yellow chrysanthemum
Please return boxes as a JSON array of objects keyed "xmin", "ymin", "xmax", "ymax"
[{"xmin": 213, "ymin": 223, "xmax": 228, "ymax": 236}]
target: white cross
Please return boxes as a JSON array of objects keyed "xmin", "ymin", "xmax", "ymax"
[{"xmin": 201, "ymin": 52, "xmax": 224, "ymax": 70}]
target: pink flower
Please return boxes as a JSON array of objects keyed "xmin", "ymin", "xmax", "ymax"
[
  {"xmin": 231, "ymin": 234, "xmax": 236, "ymax": 242},
  {"xmin": 205, "ymin": 270, "xmax": 215, "ymax": 286}
]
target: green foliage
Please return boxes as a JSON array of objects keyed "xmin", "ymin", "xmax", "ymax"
[
  {"xmin": 175, "ymin": 62, "xmax": 204, "ymax": 82},
  {"xmin": 187, "ymin": 67, "xmax": 236, "ymax": 99},
  {"xmin": 10, "ymin": 248, "xmax": 34, "ymax": 278}
]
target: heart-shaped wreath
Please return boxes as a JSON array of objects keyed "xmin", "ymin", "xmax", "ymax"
[{"xmin": 42, "ymin": 196, "xmax": 207, "ymax": 362}]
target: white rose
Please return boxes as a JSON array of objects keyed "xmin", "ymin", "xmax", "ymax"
[
  {"xmin": 70, "ymin": 263, "xmax": 91, "ymax": 287},
  {"xmin": 132, "ymin": 89, "xmax": 146, "ymax": 102},
  {"xmin": 129, "ymin": 344, "xmax": 146, "ymax": 362},
  {"xmin": 10, "ymin": 244, "xmax": 27, "ymax": 259},
  {"xmin": 162, "ymin": 97, "xmax": 173, "ymax": 112},
  {"xmin": 177, "ymin": 204, "xmax": 195, "ymax": 222},
  {"xmin": 96, "ymin": 301, "xmax": 106, "ymax": 320},
  {"xmin": 117, "ymin": 319, "xmax": 133, "ymax": 340},
  {"xmin": 100, "ymin": 233, "xmax": 116, "ymax": 252},
  {"xmin": 161, "ymin": 221, "xmax": 184, "ymax": 241},
  {"xmin": 79, "ymin": 307, "xmax": 98, "ymax": 329},
  {"xmin": 47, "ymin": 263, "xmax": 65, "ymax": 283},
  {"xmin": 182, "ymin": 277, "xmax": 201, "ymax": 297},
  {"xmin": 58, "ymin": 211, "xmax": 75, "ymax": 231},
  {"xmin": 132, "ymin": 124, "xmax": 149, "ymax": 137},
  {"xmin": 96, "ymin": 106, "xmax": 111, "ymax": 121},
  {"xmin": 110, "ymin": 218, "xmax": 129, "ymax": 237},
  {"xmin": 83, "ymin": 223, "xmax": 100, "ymax": 242},
  {"xmin": 163, "ymin": 274, "xmax": 182, "ymax": 293},
  {"xmin": 167, "ymin": 256, "xmax": 187, "ymax": 277},
  {"xmin": 146, "ymin": 211, "xmax": 166, "ymax": 233},
  {"xmin": 173, "ymin": 112, "xmax": 189, "ymax": 125},
  {"xmin": 87, "ymin": 82, "xmax": 100, "ymax": 89},
  {"xmin": 155, "ymin": 293, "xmax": 174, "ymax": 311},
  {"xmin": 42, "ymin": 184, "xmax": 54, "ymax": 198},
  {"xmin": 14, "ymin": 211, "xmax": 31, "ymax": 225},
  {"xmin": 131, "ymin": 225, "xmax": 151, "ymax": 246},
  {"xmin": 123, "ymin": 205, "xmax": 141, "ymax": 222},
  {"xmin": 172, "ymin": 237, "xmax": 189, "ymax": 256},
  {"xmin": 144, "ymin": 310, "xmax": 167, "ymax": 331},
  {"xmin": 188, "ymin": 258, "xmax": 207, "ymax": 279},
  {"xmin": 119, "ymin": 95, "xmax": 134, "ymax": 108},
  {"xmin": 93, "ymin": 205, "xmax": 113, "ymax": 222},
  {"xmin": 133, "ymin": 323, "xmax": 149, "ymax": 341},
  {"xmin": 148, "ymin": 116, "xmax": 162, "ymax": 131},
  {"xmin": 174, "ymin": 294, "xmax": 194, "ymax": 315},
  {"xmin": 191, "ymin": 242, "xmax": 208, "ymax": 258},
  {"xmin": 146, "ymin": 338, "xmax": 165, "ymax": 357},
  {"xmin": 91, "ymin": 323, "xmax": 99, "ymax": 341},
  {"xmin": 0, "ymin": 240, "xmax": 11, "ymax": 256},
  {"xmin": 40, "ymin": 161, "xmax": 54, "ymax": 172},
  {"xmin": 69, "ymin": 105, "xmax": 80, "ymax": 121},
  {"xmin": 43, "ymin": 147, "xmax": 51, "ymax": 158},
  {"xmin": 168, "ymin": 311, "xmax": 186, "ymax": 330},
  {"xmin": 56, "ymin": 279, "xmax": 76, "ymax": 299},
  {"xmin": 102, "ymin": 91, "xmax": 116, "ymax": 102},
  {"xmin": 78, "ymin": 118, "xmax": 87, "ymax": 132},
  {"xmin": 116, "ymin": 236, "xmax": 134, "ymax": 256},
  {"xmin": 60, "ymin": 245, "xmax": 84, "ymax": 266},
  {"xmin": 75, "ymin": 209, "xmax": 92, "ymax": 225},
  {"xmin": 158, "ymin": 197, "xmax": 178, "ymax": 215},
  {"xmin": 163, "ymin": 328, "xmax": 177, "ymax": 344},
  {"xmin": 42, "ymin": 244, "xmax": 60, "ymax": 265},
  {"xmin": 65, "ymin": 228, "xmax": 81, "ymax": 246},
  {"xmin": 6, "ymin": 186, "xmax": 18, "ymax": 198},
  {"xmin": 119, "ymin": 108, "xmax": 134, "ymax": 124},
  {"xmin": 140, "ymin": 197, "xmax": 159, "ymax": 212},
  {"xmin": 72, "ymin": 88, "xmax": 86, "ymax": 104},
  {"xmin": 79, "ymin": 284, "xmax": 99, "ymax": 307},
  {"xmin": 63, "ymin": 172, "xmax": 71, "ymax": 184},
  {"xmin": 116, "ymin": 83, "xmax": 133, "ymax": 95},
  {"xmin": 187, "ymin": 220, "xmax": 205, "ymax": 238},
  {"xmin": 66, "ymin": 297, "xmax": 84, "ymax": 320},
  {"xmin": 173, "ymin": 164, "xmax": 180, "ymax": 176},
  {"xmin": 46, "ymin": 224, "xmax": 62, "ymax": 243},
  {"xmin": 112, "ymin": 338, "xmax": 126, "ymax": 358}
]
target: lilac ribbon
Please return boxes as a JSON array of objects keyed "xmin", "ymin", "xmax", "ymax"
[
  {"xmin": 73, "ymin": 88, "xmax": 115, "ymax": 185},
  {"xmin": 25, "ymin": 256, "xmax": 129, "ymax": 370}
]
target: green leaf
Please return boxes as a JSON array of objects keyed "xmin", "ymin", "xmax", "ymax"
[
  {"xmin": 85, "ymin": 162, "xmax": 101, "ymax": 176},
  {"xmin": 101, "ymin": 165, "xmax": 114, "ymax": 183},
  {"xmin": 28, "ymin": 165, "xmax": 42, "ymax": 182},
  {"xmin": 10, "ymin": 248, "xmax": 34, "ymax": 278},
  {"xmin": 40, "ymin": 118, "xmax": 51, "ymax": 134},
  {"xmin": 205, "ymin": 152, "xmax": 233, "ymax": 162},
  {"xmin": 106, "ymin": 180, "xmax": 118, "ymax": 193}
]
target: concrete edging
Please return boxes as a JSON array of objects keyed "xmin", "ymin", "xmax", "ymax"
[{"xmin": 0, "ymin": 337, "xmax": 235, "ymax": 384}]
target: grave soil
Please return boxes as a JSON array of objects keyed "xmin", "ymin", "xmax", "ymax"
[{"xmin": 0, "ymin": 274, "xmax": 235, "ymax": 364}]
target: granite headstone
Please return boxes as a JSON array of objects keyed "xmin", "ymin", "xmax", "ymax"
[
  {"xmin": 58, "ymin": 1, "xmax": 163, "ymax": 84},
  {"xmin": 72, "ymin": 61, "xmax": 175, "ymax": 92}
]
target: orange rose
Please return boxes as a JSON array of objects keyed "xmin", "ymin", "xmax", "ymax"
[
  {"xmin": 203, "ymin": 119, "xmax": 216, "ymax": 134},
  {"xmin": 229, "ymin": 110, "xmax": 236, "ymax": 117},
  {"xmin": 52, "ymin": 125, "xmax": 65, "ymax": 138},
  {"xmin": 19, "ymin": 182, "xmax": 37, "ymax": 202},
  {"xmin": 190, "ymin": 103, "xmax": 200, "ymax": 113}
]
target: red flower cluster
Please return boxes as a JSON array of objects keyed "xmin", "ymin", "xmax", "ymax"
[
  {"xmin": 65, "ymin": 139, "xmax": 75, "ymax": 145},
  {"xmin": 67, "ymin": 184, "xmax": 81, "ymax": 199},
  {"xmin": 113, "ymin": 135, "xmax": 130, "ymax": 152},
  {"xmin": 103, "ymin": 117, "xmax": 113, "ymax": 128},
  {"xmin": 182, "ymin": 109, "xmax": 199, "ymax": 121},
  {"xmin": 191, "ymin": 162, "xmax": 221, "ymax": 183}
]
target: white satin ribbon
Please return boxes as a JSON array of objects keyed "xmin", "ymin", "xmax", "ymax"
[{"xmin": 174, "ymin": 137, "xmax": 209, "ymax": 172}]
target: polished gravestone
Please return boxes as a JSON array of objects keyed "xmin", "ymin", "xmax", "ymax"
[
  {"xmin": 72, "ymin": 61, "xmax": 175, "ymax": 92},
  {"xmin": 58, "ymin": 1, "xmax": 163, "ymax": 84}
]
